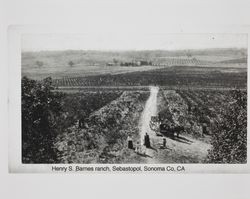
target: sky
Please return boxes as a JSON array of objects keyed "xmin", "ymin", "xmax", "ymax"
[{"xmin": 22, "ymin": 33, "xmax": 248, "ymax": 52}]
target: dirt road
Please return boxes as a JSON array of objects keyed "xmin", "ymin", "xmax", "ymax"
[
  {"xmin": 139, "ymin": 86, "xmax": 159, "ymax": 143},
  {"xmin": 138, "ymin": 86, "xmax": 211, "ymax": 163}
]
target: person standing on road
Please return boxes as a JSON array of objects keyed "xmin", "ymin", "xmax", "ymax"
[
  {"xmin": 163, "ymin": 138, "xmax": 166, "ymax": 148},
  {"xmin": 135, "ymin": 141, "xmax": 140, "ymax": 153},
  {"xmin": 127, "ymin": 135, "xmax": 133, "ymax": 149},
  {"xmin": 144, "ymin": 133, "xmax": 151, "ymax": 148}
]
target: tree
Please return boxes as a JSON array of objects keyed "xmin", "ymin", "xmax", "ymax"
[
  {"xmin": 22, "ymin": 76, "xmax": 64, "ymax": 163},
  {"xmin": 113, "ymin": 58, "xmax": 119, "ymax": 65},
  {"xmin": 186, "ymin": 51, "xmax": 192, "ymax": 57},
  {"xmin": 35, "ymin": 60, "xmax": 44, "ymax": 68},
  {"xmin": 68, "ymin": 60, "xmax": 74, "ymax": 67},
  {"xmin": 207, "ymin": 90, "xmax": 247, "ymax": 163}
]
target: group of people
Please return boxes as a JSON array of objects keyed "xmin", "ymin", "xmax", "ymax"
[
  {"xmin": 127, "ymin": 133, "xmax": 167, "ymax": 155},
  {"xmin": 127, "ymin": 133, "xmax": 150, "ymax": 147},
  {"xmin": 127, "ymin": 133, "xmax": 150, "ymax": 155}
]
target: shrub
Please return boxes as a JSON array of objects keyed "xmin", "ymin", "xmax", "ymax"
[
  {"xmin": 22, "ymin": 76, "xmax": 64, "ymax": 163},
  {"xmin": 207, "ymin": 90, "xmax": 247, "ymax": 163}
]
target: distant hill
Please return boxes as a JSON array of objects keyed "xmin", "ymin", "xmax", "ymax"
[
  {"xmin": 219, "ymin": 57, "xmax": 247, "ymax": 64},
  {"xmin": 22, "ymin": 48, "xmax": 247, "ymax": 80}
]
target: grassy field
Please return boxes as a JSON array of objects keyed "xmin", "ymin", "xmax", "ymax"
[
  {"xmin": 22, "ymin": 64, "xmax": 168, "ymax": 80},
  {"xmin": 22, "ymin": 48, "xmax": 247, "ymax": 80}
]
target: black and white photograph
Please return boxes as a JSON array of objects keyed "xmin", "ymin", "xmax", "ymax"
[
  {"xmin": 2, "ymin": 0, "xmax": 250, "ymax": 199},
  {"xmin": 20, "ymin": 33, "xmax": 247, "ymax": 165}
]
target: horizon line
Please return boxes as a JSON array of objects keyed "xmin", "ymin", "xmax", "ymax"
[{"xmin": 21, "ymin": 47, "xmax": 247, "ymax": 53}]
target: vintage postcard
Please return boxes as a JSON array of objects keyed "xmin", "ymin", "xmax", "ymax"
[{"xmin": 8, "ymin": 26, "xmax": 250, "ymax": 173}]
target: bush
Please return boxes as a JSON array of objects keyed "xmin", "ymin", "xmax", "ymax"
[
  {"xmin": 22, "ymin": 76, "xmax": 64, "ymax": 163},
  {"xmin": 207, "ymin": 90, "xmax": 247, "ymax": 163}
]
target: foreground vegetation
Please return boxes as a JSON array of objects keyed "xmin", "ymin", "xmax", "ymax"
[
  {"xmin": 55, "ymin": 91, "xmax": 149, "ymax": 163},
  {"xmin": 207, "ymin": 90, "xmax": 247, "ymax": 163},
  {"xmin": 22, "ymin": 76, "xmax": 149, "ymax": 163},
  {"xmin": 22, "ymin": 76, "xmax": 247, "ymax": 164},
  {"xmin": 22, "ymin": 77, "xmax": 123, "ymax": 163},
  {"xmin": 157, "ymin": 89, "xmax": 247, "ymax": 163},
  {"xmin": 22, "ymin": 77, "xmax": 64, "ymax": 163}
]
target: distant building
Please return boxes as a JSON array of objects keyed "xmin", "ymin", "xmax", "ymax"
[
  {"xmin": 106, "ymin": 62, "xmax": 115, "ymax": 66},
  {"xmin": 106, "ymin": 59, "xmax": 153, "ymax": 67},
  {"xmin": 119, "ymin": 60, "xmax": 153, "ymax": 67}
]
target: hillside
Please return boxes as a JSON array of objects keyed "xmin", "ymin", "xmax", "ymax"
[{"xmin": 21, "ymin": 48, "xmax": 247, "ymax": 80}]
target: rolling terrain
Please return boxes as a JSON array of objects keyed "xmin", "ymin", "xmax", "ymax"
[
  {"xmin": 22, "ymin": 48, "xmax": 247, "ymax": 80},
  {"xmin": 21, "ymin": 48, "xmax": 247, "ymax": 164}
]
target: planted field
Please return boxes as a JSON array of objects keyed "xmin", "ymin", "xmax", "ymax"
[
  {"xmin": 60, "ymin": 91, "xmax": 123, "ymax": 129},
  {"xmin": 154, "ymin": 57, "xmax": 206, "ymax": 66},
  {"xmin": 53, "ymin": 87, "xmax": 247, "ymax": 164},
  {"xmin": 153, "ymin": 89, "xmax": 247, "ymax": 163},
  {"xmin": 21, "ymin": 47, "xmax": 247, "ymax": 165},
  {"xmin": 22, "ymin": 49, "xmax": 247, "ymax": 80},
  {"xmin": 158, "ymin": 89, "xmax": 233, "ymax": 137},
  {"xmin": 55, "ymin": 91, "xmax": 150, "ymax": 164},
  {"xmin": 22, "ymin": 75, "xmax": 247, "ymax": 164},
  {"xmin": 52, "ymin": 66, "xmax": 247, "ymax": 89}
]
